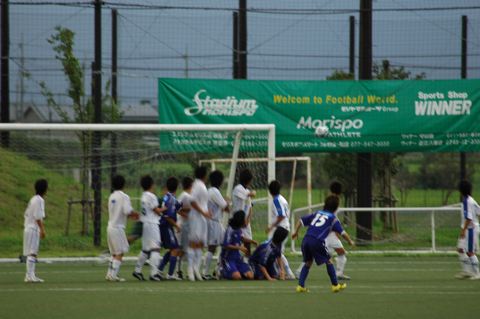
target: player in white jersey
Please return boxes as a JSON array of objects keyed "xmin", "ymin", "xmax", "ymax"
[
  {"xmin": 133, "ymin": 175, "xmax": 167, "ymax": 281},
  {"xmin": 176, "ymin": 177, "xmax": 194, "ymax": 279},
  {"xmin": 105, "ymin": 175, "xmax": 139, "ymax": 282},
  {"xmin": 265, "ymin": 180, "xmax": 295, "ymax": 279},
  {"xmin": 23, "ymin": 179, "xmax": 48, "ymax": 283},
  {"xmin": 203, "ymin": 170, "xmax": 229, "ymax": 279},
  {"xmin": 232, "ymin": 169, "xmax": 256, "ymax": 255},
  {"xmin": 188, "ymin": 166, "xmax": 212, "ymax": 281},
  {"xmin": 456, "ymin": 180, "xmax": 480, "ymax": 280}
]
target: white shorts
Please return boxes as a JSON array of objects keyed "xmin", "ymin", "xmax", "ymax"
[
  {"xmin": 23, "ymin": 228, "xmax": 40, "ymax": 256},
  {"xmin": 242, "ymin": 224, "xmax": 252, "ymax": 240},
  {"xmin": 142, "ymin": 222, "xmax": 161, "ymax": 251},
  {"xmin": 325, "ymin": 232, "xmax": 344, "ymax": 254},
  {"xmin": 107, "ymin": 226, "xmax": 129, "ymax": 255},
  {"xmin": 207, "ymin": 220, "xmax": 225, "ymax": 246},
  {"xmin": 457, "ymin": 228, "xmax": 479, "ymax": 253},
  {"xmin": 189, "ymin": 211, "xmax": 208, "ymax": 245},
  {"xmin": 178, "ymin": 222, "xmax": 190, "ymax": 248}
]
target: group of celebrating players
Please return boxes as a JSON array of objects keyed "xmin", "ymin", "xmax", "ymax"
[{"xmin": 21, "ymin": 166, "xmax": 480, "ymax": 292}]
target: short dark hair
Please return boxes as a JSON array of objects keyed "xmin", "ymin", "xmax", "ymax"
[
  {"xmin": 194, "ymin": 166, "xmax": 208, "ymax": 179},
  {"xmin": 271, "ymin": 226, "xmax": 289, "ymax": 245},
  {"xmin": 35, "ymin": 179, "xmax": 48, "ymax": 196},
  {"xmin": 458, "ymin": 180, "xmax": 472, "ymax": 197},
  {"xmin": 323, "ymin": 195, "xmax": 339, "ymax": 213},
  {"xmin": 182, "ymin": 176, "xmax": 194, "ymax": 190},
  {"xmin": 229, "ymin": 210, "xmax": 246, "ymax": 229},
  {"xmin": 112, "ymin": 175, "xmax": 126, "ymax": 191},
  {"xmin": 166, "ymin": 176, "xmax": 179, "ymax": 193},
  {"xmin": 140, "ymin": 175, "xmax": 154, "ymax": 191},
  {"xmin": 209, "ymin": 170, "xmax": 224, "ymax": 188},
  {"xmin": 329, "ymin": 181, "xmax": 343, "ymax": 196},
  {"xmin": 239, "ymin": 169, "xmax": 253, "ymax": 187},
  {"xmin": 268, "ymin": 180, "xmax": 281, "ymax": 196}
]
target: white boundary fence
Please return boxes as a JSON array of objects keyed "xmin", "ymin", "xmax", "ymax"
[{"xmin": 290, "ymin": 204, "xmax": 463, "ymax": 254}]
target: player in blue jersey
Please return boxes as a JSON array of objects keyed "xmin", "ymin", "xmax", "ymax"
[
  {"xmin": 220, "ymin": 210, "xmax": 257, "ymax": 280},
  {"xmin": 158, "ymin": 177, "xmax": 182, "ymax": 280},
  {"xmin": 292, "ymin": 195, "xmax": 355, "ymax": 293},
  {"xmin": 250, "ymin": 226, "xmax": 289, "ymax": 281}
]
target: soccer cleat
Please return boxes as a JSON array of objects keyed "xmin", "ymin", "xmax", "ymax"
[
  {"xmin": 187, "ymin": 267, "xmax": 195, "ymax": 282},
  {"xmin": 194, "ymin": 269, "xmax": 203, "ymax": 281},
  {"xmin": 331, "ymin": 283, "xmax": 347, "ymax": 293},
  {"xmin": 296, "ymin": 285, "xmax": 309, "ymax": 293},
  {"xmin": 166, "ymin": 274, "xmax": 183, "ymax": 281},
  {"xmin": 202, "ymin": 274, "xmax": 214, "ymax": 280},
  {"xmin": 454, "ymin": 272, "xmax": 472, "ymax": 279},
  {"xmin": 106, "ymin": 274, "xmax": 125, "ymax": 282},
  {"xmin": 132, "ymin": 271, "xmax": 146, "ymax": 281},
  {"xmin": 469, "ymin": 274, "xmax": 480, "ymax": 280},
  {"xmin": 157, "ymin": 270, "xmax": 166, "ymax": 280},
  {"xmin": 177, "ymin": 270, "xmax": 184, "ymax": 280},
  {"xmin": 337, "ymin": 274, "xmax": 351, "ymax": 281},
  {"xmin": 25, "ymin": 275, "xmax": 44, "ymax": 283},
  {"xmin": 149, "ymin": 274, "xmax": 163, "ymax": 281}
]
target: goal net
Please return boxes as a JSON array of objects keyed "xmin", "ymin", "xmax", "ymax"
[
  {"xmin": 199, "ymin": 156, "xmax": 312, "ymax": 243},
  {"xmin": 0, "ymin": 123, "xmax": 274, "ymax": 243}
]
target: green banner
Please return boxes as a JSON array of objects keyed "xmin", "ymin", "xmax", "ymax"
[{"xmin": 158, "ymin": 78, "xmax": 480, "ymax": 153}]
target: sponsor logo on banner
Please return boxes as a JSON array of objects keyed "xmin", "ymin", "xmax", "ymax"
[
  {"xmin": 414, "ymin": 91, "xmax": 472, "ymax": 116},
  {"xmin": 296, "ymin": 116, "xmax": 363, "ymax": 132},
  {"xmin": 184, "ymin": 89, "xmax": 258, "ymax": 116}
]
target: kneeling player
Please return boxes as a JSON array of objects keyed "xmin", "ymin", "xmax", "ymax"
[
  {"xmin": 250, "ymin": 227, "xmax": 289, "ymax": 281},
  {"xmin": 220, "ymin": 210, "xmax": 257, "ymax": 280},
  {"xmin": 292, "ymin": 195, "xmax": 354, "ymax": 293}
]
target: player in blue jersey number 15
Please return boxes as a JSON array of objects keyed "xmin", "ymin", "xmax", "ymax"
[{"xmin": 292, "ymin": 195, "xmax": 355, "ymax": 293}]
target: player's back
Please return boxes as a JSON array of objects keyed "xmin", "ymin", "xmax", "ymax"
[
  {"xmin": 462, "ymin": 195, "xmax": 480, "ymax": 228},
  {"xmin": 191, "ymin": 179, "xmax": 208, "ymax": 211},
  {"xmin": 271, "ymin": 194, "xmax": 290, "ymax": 231},
  {"xmin": 221, "ymin": 226, "xmax": 242, "ymax": 261},
  {"xmin": 141, "ymin": 191, "xmax": 160, "ymax": 224},
  {"xmin": 108, "ymin": 190, "xmax": 132, "ymax": 228},
  {"xmin": 250, "ymin": 240, "xmax": 280, "ymax": 266},
  {"xmin": 24, "ymin": 195, "xmax": 44, "ymax": 230},
  {"xmin": 208, "ymin": 187, "xmax": 227, "ymax": 222},
  {"xmin": 301, "ymin": 210, "xmax": 342, "ymax": 242},
  {"xmin": 232, "ymin": 184, "xmax": 251, "ymax": 215},
  {"xmin": 160, "ymin": 192, "xmax": 179, "ymax": 227}
]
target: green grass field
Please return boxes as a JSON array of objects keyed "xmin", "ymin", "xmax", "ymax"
[{"xmin": 0, "ymin": 256, "xmax": 477, "ymax": 319}]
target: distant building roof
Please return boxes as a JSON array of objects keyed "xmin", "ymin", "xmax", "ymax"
[{"xmin": 16, "ymin": 103, "xmax": 159, "ymax": 124}]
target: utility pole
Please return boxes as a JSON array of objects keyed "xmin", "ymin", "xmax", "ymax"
[
  {"xmin": 238, "ymin": 0, "xmax": 247, "ymax": 79},
  {"xmin": 233, "ymin": 11, "xmax": 239, "ymax": 78},
  {"xmin": 460, "ymin": 15, "xmax": 467, "ymax": 181},
  {"xmin": 349, "ymin": 16, "xmax": 355, "ymax": 77},
  {"xmin": 184, "ymin": 47, "xmax": 189, "ymax": 79},
  {"xmin": 18, "ymin": 34, "xmax": 25, "ymax": 121},
  {"xmin": 357, "ymin": 0, "xmax": 373, "ymax": 243},
  {"xmin": 1, "ymin": 0, "xmax": 10, "ymax": 147},
  {"xmin": 92, "ymin": 0, "xmax": 102, "ymax": 246}
]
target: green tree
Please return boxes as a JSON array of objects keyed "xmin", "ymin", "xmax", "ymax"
[{"xmin": 40, "ymin": 26, "xmax": 122, "ymax": 235}]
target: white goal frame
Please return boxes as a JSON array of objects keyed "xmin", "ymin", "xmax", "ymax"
[{"xmin": 0, "ymin": 122, "xmax": 276, "ymax": 203}]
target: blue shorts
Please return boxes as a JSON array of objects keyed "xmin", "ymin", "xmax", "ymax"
[
  {"xmin": 301, "ymin": 236, "xmax": 331, "ymax": 265},
  {"xmin": 222, "ymin": 259, "xmax": 252, "ymax": 279},
  {"xmin": 250, "ymin": 262, "xmax": 278, "ymax": 280},
  {"xmin": 160, "ymin": 226, "xmax": 179, "ymax": 250}
]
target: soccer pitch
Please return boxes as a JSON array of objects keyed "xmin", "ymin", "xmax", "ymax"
[{"xmin": 1, "ymin": 256, "xmax": 478, "ymax": 319}]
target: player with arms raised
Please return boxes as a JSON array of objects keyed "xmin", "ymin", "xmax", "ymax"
[
  {"xmin": 232, "ymin": 169, "xmax": 256, "ymax": 255},
  {"xmin": 292, "ymin": 195, "xmax": 354, "ymax": 293}
]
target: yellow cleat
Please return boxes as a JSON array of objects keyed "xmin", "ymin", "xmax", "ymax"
[
  {"xmin": 296, "ymin": 285, "xmax": 310, "ymax": 293},
  {"xmin": 331, "ymin": 283, "xmax": 347, "ymax": 293}
]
